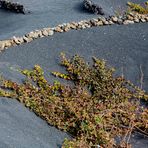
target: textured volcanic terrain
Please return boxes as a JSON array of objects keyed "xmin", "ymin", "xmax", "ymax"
[
  {"xmin": 0, "ymin": 0, "xmax": 148, "ymax": 147},
  {"xmin": 0, "ymin": 0, "xmax": 146, "ymax": 39},
  {"xmin": 0, "ymin": 23, "xmax": 148, "ymax": 148}
]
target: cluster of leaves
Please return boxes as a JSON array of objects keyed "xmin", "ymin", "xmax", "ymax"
[
  {"xmin": 127, "ymin": 1, "xmax": 148, "ymax": 14},
  {"xmin": 0, "ymin": 53, "xmax": 148, "ymax": 147}
]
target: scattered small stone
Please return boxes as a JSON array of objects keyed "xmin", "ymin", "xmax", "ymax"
[
  {"xmin": 12, "ymin": 36, "xmax": 23, "ymax": 45},
  {"xmin": 112, "ymin": 16, "xmax": 118, "ymax": 22},
  {"xmin": 54, "ymin": 27, "xmax": 63, "ymax": 33},
  {"xmin": 102, "ymin": 20, "xmax": 109, "ymax": 25},
  {"xmin": 90, "ymin": 20, "xmax": 98, "ymax": 26},
  {"xmin": 42, "ymin": 29, "xmax": 49, "ymax": 36},
  {"xmin": 127, "ymin": 15, "xmax": 134, "ymax": 21},
  {"xmin": 140, "ymin": 18, "xmax": 146, "ymax": 22},
  {"xmin": 134, "ymin": 18, "xmax": 140, "ymax": 23},
  {"xmin": 47, "ymin": 29, "xmax": 54, "ymax": 36},
  {"xmin": 109, "ymin": 20, "xmax": 114, "ymax": 24},
  {"xmin": 145, "ymin": 17, "xmax": 148, "ymax": 21},
  {"xmin": 4, "ymin": 40, "xmax": 12, "ymax": 48},
  {"xmin": 123, "ymin": 20, "xmax": 134, "ymax": 25},
  {"xmin": 117, "ymin": 18, "xmax": 123, "ymax": 25},
  {"xmin": 0, "ymin": 41, "xmax": 5, "ymax": 50},
  {"xmin": 26, "ymin": 31, "xmax": 38, "ymax": 39},
  {"xmin": 23, "ymin": 36, "xmax": 33, "ymax": 43}
]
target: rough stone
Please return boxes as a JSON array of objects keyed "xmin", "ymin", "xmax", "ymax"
[
  {"xmin": 54, "ymin": 27, "xmax": 63, "ymax": 33},
  {"xmin": 4, "ymin": 40, "xmax": 12, "ymax": 47},
  {"xmin": 123, "ymin": 20, "xmax": 134, "ymax": 25},
  {"xmin": 140, "ymin": 18, "xmax": 146, "ymax": 23},
  {"xmin": 97, "ymin": 21, "xmax": 103, "ymax": 26},
  {"xmin": 127, "ymin": 15, "xmax": 134, "ymax": 21},
  {"xmin": 0, "ymin": 41, "xmax": 5, "ymax": 50},
  {"xmin": 145, "ymin": 17, "xmax": 148, "ymax": 21},
  {"xmin": 83, "ymin": 0, "xmax": 104, "ymax": 15},
  {"xmin": 47, "ymin": 29, "xmax": 54, "ymax": 36},
  {"xmin": 90, "ymin": 20, "xmax": 97, "ymax": 26},
  {"xmin": 35, "ymin": 30, "xmax": 44, "ymax": 38},
  {"xmin": 23, "ymin": 36, "xmax": 33, "ymax": 43},
  {"xmin": 134, "ymin": 18, "xmax": 140, "ymax": 23},
  {"xmin": 108, "ymin": 20, "xmax": 114, "ymax": 25},
  {"xmin": 112, "ymin": 16, "xmax": 118, "ymax": 22},
  {"xmin": 102, "ymin": 20, "xmax": 109, "ymax": 25},
  {"xmin": 26, "ymin": 31, "xmax": 39, "ymax": 39},
  {"xmin": 0, "ymin": 0, "xmax": 26, "ymax": 14},
  {"xmin": 69, "ymin": 23, "xmax": 77, "ymax": 29},
  {"xmin": 42, "ymin": 29, "xmax": 49, "ymax": 36},
  {"xmin": 12, "ymin": 36, "xmax": 24, "ymax": 45},
  {"xmin": 63, "ymin": 26, "xmax": 70, "ymax": 32}
]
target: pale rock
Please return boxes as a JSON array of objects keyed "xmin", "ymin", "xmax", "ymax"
[
  {"xmin": 140, "ymin": 18, "xmax": 146, "ymax": 22},
  {"xmin": 97, "ymin": 21, "xmax": 103, "ymax": 26},
  {"xmin": 64, "ymin": 26, "xmax": 70, "ymax": 32},
  {"xmin": 102, "ymin": 20, "xmax": 109, "ymax": 25},
  {"xmin": 123, "ymin": 20, "xmax": 134, "ymax": 25},
  {"xmin": 23, "ymin": 36, "xmax": 33, "ymax": 43},
  {"xmin": 134, "ymin": 18, "xmax": 140, "ymax": 23},
  {"xmin": 108, "ymin": 20, "xmax": 114, "ymax": 25},
  {"xmin": 42, "ymin": 30, "xmax": 49, "ymax": 36},
  {"xmin": 4, "ymin": 40, "xmax": 12, "ymax": 47},
  {"xmin": 127, "ymin": 15, "xmax": 134, "ymax": 21},
  {"xmin": 12, "ymin": 36, "xmax": 23, "ymax": 45},
  {"xmin": 26, "ymin": 31, "xmax": 38, "ymax": 39},
  {"xmin": 54, "ymin": 27, "xmax": 63, "ymax": 33},
  {"xmin": 0, "ymin": 41, "xmax": 6, "ymax": 50},
  {"xmin": 112, "ymin": 16, "xmax": 118, "ymax": 22}
]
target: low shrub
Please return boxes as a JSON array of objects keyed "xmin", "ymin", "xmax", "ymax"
[
  {"xmin": 127, "ymin": 1, "xmax": 148, "ymax": 14},
  {"xmin": 0, "ymin": 53, "xmax": 147, "ymax": 147}
]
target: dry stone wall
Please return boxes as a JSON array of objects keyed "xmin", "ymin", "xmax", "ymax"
[{"xmin": 0, "ymin": 11, "xmax": 148, "ymax": 52}]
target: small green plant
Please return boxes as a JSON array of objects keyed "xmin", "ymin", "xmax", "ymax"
[
  {"xmin": 127, "ymin": 1, "xmax": 148, "ymax": 14},
  {"xmin": 0, "ymin": 53, "xmax": 147, "ymax": 147}
]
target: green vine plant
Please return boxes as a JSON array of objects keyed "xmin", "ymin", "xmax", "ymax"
[
  {"xmin": 0, "ymin": 53, "xmax": 148, "ymax": 148},
  {"xmin": 127, "ymin": 1, "xmax": 148, "ymax": 14}
]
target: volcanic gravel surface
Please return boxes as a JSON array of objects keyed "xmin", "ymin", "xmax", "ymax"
[
  {"xmin": 0, "ymin": 0, "xmax": 148, "ymax": 147},
  {"xmin": 0, "ymin": 23, "xmax": 148, "ymax": 147},
  {"xmin": 0, "ymin": 0, "xmax": 146, "ymax": 40}
]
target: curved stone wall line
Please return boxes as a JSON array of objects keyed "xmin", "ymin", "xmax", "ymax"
[{"xmin": 0, "ymin": 12, "xmax": 148, "ymax": 52}]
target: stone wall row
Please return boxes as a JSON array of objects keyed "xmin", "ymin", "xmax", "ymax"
[{"xmin": 0, "ymin": 12, "xmax": 148, "ymax": 52}]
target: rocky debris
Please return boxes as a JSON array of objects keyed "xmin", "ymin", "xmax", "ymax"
[
  {"xmin": 23, "ymin": 36, "xmax": 33, "ymax": 43},
  {"xmin": 0, "ymin": 12, "xmax": 148, "ymax": 51},
  {"xmin": 12, "ymin": 36, "xmax": 23, "ymax": 45},
  {"xmin": 54, "ymin": 26, "xmax": 64, "ymax": 33},
  {"xmin": 0, "ymin": 0, "xmax": 26, "ymax": 14},
  {"xmin": 0, "ymin": 41, "xmax": 6, "ymax": 51},
  {"xmin": 123, "ymin": 20, "xmax": 134, "ymax": 25},
  {"xmin": 83, "ymin": 0, "xmax": 104, "ymax": 15},
  {"xmin": 111, "ymin": 16, "xmax": 118, "ymax": 23}
]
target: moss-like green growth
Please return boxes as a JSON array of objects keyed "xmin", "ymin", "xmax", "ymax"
[
  {"xmin": 0, "ymin": 53, "xmax": 148, "ymax": 147},
  {"xmin": 127, "ymin": 1, "xmax": 148, "ymax": 14}
]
